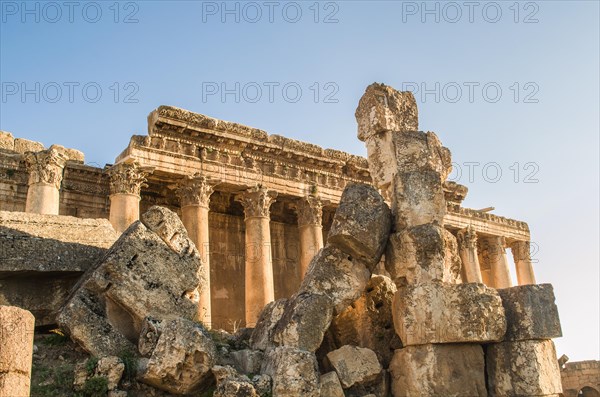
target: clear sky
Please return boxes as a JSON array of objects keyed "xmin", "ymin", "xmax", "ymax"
[{"xmin": 1, "ymin": 0, "xmax": 598, "ymax": 361}]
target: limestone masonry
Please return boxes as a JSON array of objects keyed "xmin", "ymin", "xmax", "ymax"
[{"xmin": 0, "ymin": 83, "xmax": 575, "ymax": 396}]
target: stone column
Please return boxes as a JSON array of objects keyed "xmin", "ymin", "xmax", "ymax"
[
  {"xmin": 481, "ymin": 236, "xmax": 513, "ymax": 289},
  {"xmin": 510, "ymin": 240, "xmax": 537, "ymax": 285},
  {"xmin": 236, "ymin": 185, "xmax": 277, "ymax": 327},
  {"xmin": 23, "ymin": 148, "xmax": 68, "ymax": 215},
  {"xmin": 107, "ymin": 162, "xmax": 153, "ymax": 234},
  {"xmin": 0, "ymin": 306, "xmax": 35, "ymax": 397},
  {"xmin": 456, "ymin": 226, "xmax": 483, "ymax": 283},
  {"xmin": 176, "ymin": 175, "xmax": 216, "ymax": 328},
  {"xmin": 294, "ymin": 194, "xmax": 324, "ymax": 278}
]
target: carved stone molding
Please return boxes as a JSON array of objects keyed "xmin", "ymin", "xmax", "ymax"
[
  {"xmin": 457, "ymin": 225, "xmax": 478, "ymax": 251},
  {"xmin": 23, "ymin": 148, "xmax": 68, "ymax": 189},
  {"xmin": 176, "ymin": 174, "xmax": 217, "ymax": 208},
  {"xmin": 510, "ymin": 240, "xmax": 531, "ymax": 262},
  {"xmin": 107, "ymin": 161, "xmax": 154, "ymax": 196},
  {"xmin": 294, "ymin": 195, "xmax": 324, "ymax": 227},
  {"xmin": 236, "ymin": 185, "xmax": 277, "ymax": 219}
]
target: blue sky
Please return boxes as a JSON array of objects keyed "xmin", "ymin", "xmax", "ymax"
[{"xmin": 1, "ymin": 1, "xmax": 598, "ymax": 361}]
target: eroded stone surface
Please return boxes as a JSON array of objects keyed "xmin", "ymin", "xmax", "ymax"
[
  {"xmin": 58, "ymin": 206, "xmax": 205, "ymax": 357},
  {"xmin": 0, "ymin": 131, "xmax": 14, "ymax": 151},
  {"xmin": 497, "ymin": 284, "xmax": 562, "ymax": 341},
  {"xmin": 486, "ymin": 339, "xmax": 562, "ymax": 397},
  {"xmin": 250, "ymin": 299, "xmax": 287, "ymax": 352},
  {"xmin": 300, "ymin": 245, "xmax": 371, "ymax": 315},
  {"xmin": 327, "ymin": 183, "xmax": 391, "ymax": 268},
  {"xmin": 389, "ymin": 344, "xmax": 487, "ymax": 397},
  {"xmin": 320, "ymin": 372, "xmax": 344, "ymax": 397},
  {"xmin": 330, "ymin": 275, "xmax": 401, "ymax": 368},
  {"xmin": 392, "ymin": 282, "xmax": 506, "ymax": 345},
  {"xmin": 327, "ymin": 345, "xmax": 382, "ymax": 389},
  {"xmin": 0, "ymin": 306, "xmax": 35, "ymax": 397},
  {"xmin": 355, "ymin": 83, "xmax": 418, "ymax": 141},
  {"xmin": 13, "ymin": 138, "xmax": 44, "ymax": 153},
  {"xmin": 261, "ymin": 347, "xmax": 319, "ymax": 397},
  {"xmin": 272, "ymin": 292, "xmax": 333, "ymax": 352},
  {"xmin": 385, "ymin": 224, "xmax": 461, "ymax": 288},
  {"xmin": 139, "ymin": 318, "xmax": 217, "ymax": 395}
]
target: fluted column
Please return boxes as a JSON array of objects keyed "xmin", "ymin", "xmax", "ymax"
[
  {"xmin": 236, "ymin": 185, "xmax": 277, "ymax": 327},
  {"xmin": 23, "ymin": 148, "xmax": 68, "ymax": 215},
  {"xmin": 510, "ymin": 240, "xmax": 537, "ymax": 285},
  {"xmin": 456, "ymin": 226, "xmax": 483, "ymax": 283},
  {"xmin": 294, "ymin": 194, "xmax": 324, "ymax": 278},
  {"xmin": 176, "ymin": 174, "xmax": 216, "ymax": 328},
  {"xmin": 107, "ymin": 161, "xmax": 153, "ymax": 233},
  {"xmin": 481, "ymin": 236, "xmax": 512, "ymax": 289}
]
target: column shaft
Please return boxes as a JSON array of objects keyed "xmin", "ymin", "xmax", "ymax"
[
  {"xmin": 486, "ymin": 236, "xmax": 513, "ymax": 289},
  {"xmin": 237, "ymin": 186, "xmax": 277, "ymax": 327},
  {"xmin": 295, "ymin": 194, "xmax": 324, "ymax": 278},
  {"xmin": 457, "ymin": 226, "xmax": 483, "ymax": 283},
  {"xmin": 511, "ymin": 240, "xmax": 537, "ymax": 285}
]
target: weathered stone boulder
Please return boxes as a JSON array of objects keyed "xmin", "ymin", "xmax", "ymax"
[
  {"xmin": 326, "ymin": 345, "xmax": 382, "ymax": 389},
  {"xmin": 250, "ymin": 299, "xmax": 287, "ymax": 351},
  {"xmin": 389, "ymin": 344, "xmax": 488, "ymax": 397},
  {"xmin": 356, "ymin": 82, "xmax": 419, "ymax": 141},
  {"xmin": 0, "ymin": 131, "xmax": 14, "ymax": 151},
  {"xmin": 0, "ymin": 306, "xmax": 35, "ymax": 397},
  {"xmin": 138, "ymin": 317, "xmax": 217, "ymax": 395},
  {"xmin": 231, "ymin": 349, "xmax": 264, "ymax": 376},
  {"xmin": 327, "ymin": 183, "xmax": 391, "ymax": 268},
  {"xmin": 320, "ymin": 371, "xmax": 345, "ymax": 397},
  {"xmin": 272, "ymin": 292, "xmax": 333, "ymax": 352},
  {"xmin": 300, "ymin": 245, "xmax": 371, "ymax": 315},
  {"xmin": 486, "ymin": 339, "xmax": 562, "ymax": 396},
  {"xmin": 95, "ymin": 356, "xmax": 125, "ymax": 391},
  {"xmin": 58, "ymin": 206, "xmax": 205, "ymax": 357},
  {"xmin": 212, "ymin": 366, "xmax": 261, "ymax": 397},
  {"xmin": 330, "ymin": 275, "xmax": 401, "ymax": 368},
  {"xmin": 261, "ymin": 347, "xmax": 320, "ymax": 397},
  {"xmin": 392, "ymin": 281, "xmax": 506, "ymax": 346},
  {"xmin": 497, "ymin": 284, "xmax": 562, "ymax": 341},
  {"xmin": 385, "ymin": 224, "xmax": 461, "ymax": 288},
  {"xmin": 0, "ymin": 210, "xmax": 117, "ymax": 326},
  {"xmin": 390, "ymin": 170, "xmax": 446, "ymax": 230}
]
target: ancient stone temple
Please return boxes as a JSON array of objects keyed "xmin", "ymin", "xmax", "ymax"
[{"xmin": 1, "ymin": 103, "xmax": 535, "ymax": 331}]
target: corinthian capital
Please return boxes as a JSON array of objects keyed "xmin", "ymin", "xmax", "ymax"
[
  {"xmin": 294, "ymin": 195, "xmax": 324, "ymax": 227},
  {"xmin": 457, "ymin": 225, "xmax": 478, "ymax": 250},
  {"xmin": 236, "ymin": 185, "xmax": 277, "ymax": 219},
  {"xmin": 176, "ymin": 174, "xmax": 217, "ymax": 208},
  {"xmin": 23, "ymin": 148, "xmax": 68, "ymax": 189},
  {"xmin": 107, "ymin": 161, "xmax": 154, "ymax": 196},
  {"xmin": 479, "ymin": 235, "xmax": 507, "ymax": 258},
  {"xmin": 510, "ymin": 240, "xmax": 531, "ymax": 262}
]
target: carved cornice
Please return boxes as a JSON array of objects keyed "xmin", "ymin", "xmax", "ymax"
[
  {"xmin": 294, "ymin": 194, "xmax": 324, "ymax": 227},
  {"xmin": 510, "ymin": 240, "xmax": 531, "ymax": 262},
  {"xmin": 107, "ymin": 161, "xmax": 154, "ymax": 196},
  {"xmin": 236, "ymin": 185, "xmax": 277, "ymax": 219},
  {"xmin": 23, "ymin": 148, "xmax": 68, "ymax": 188},
  {"xmin": 176, "ymin": 174, "xmax": 216, "ymax": 208},
  {"xmin": 457, "ymin": 225, "xmax": 478, "ymax": 250}
]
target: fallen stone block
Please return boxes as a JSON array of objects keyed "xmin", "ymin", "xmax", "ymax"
[
  {"xmin": 497, "ymin": 284, "xmax": 562, "ymax": 341},
  {"xmin": 231, "ymin": 349, "xmax": 264, "ymax": 375},
  {"xmin": 95, "ymin": 356, "xmax": 125, "ymax": 391},
  {"xmin": 327, "ymin": 183, "xmax": 391, "ymax": 269},
  {"xmin": 385, "ymin": 224, "xmax": 461, "ymax": 288},
  {"xmin": 390, "ymin": 170, "xmax": 446, "ymax": 230},
  {"xmin": 212, "ymin": 365, "xmax": 261, "ymax": 397},
  {"xmin": 58, "ymin": 206, "xmax": 205, "ymax": 357},
  {"xmin": 392, "ymin": 281, "xmax": 506, "ymax": 346},
  {"xmin": 330, "ymin": 275, "xmax": 401, "ymax": 368},
  {"xmin": 326, "ymin": 345, "xmax": 382, "ymax": 389},
  {"xmin": 300, "ymin": 245, "xmax": 371, "ymax": 315},
  {"xmin": 272, "ymin": 292, "xmax": 333, "ymax": 352},
  {"xmin": 486, "ymin": 339, "xmax": 563, "ymax": 397},
  {"xmin": 344, "ymin": 370, "xmax": 389, "ymax": 397},
  {"xmin": 0, "ymin": 306, "xmax": 35, "ymax": 397},
  {"xmin": 320, "ymin": 371, "xmax": 345, "ymax": 397},
  {"xmin": 249, "ymin": 298, "xmax": 287, "ymax": 351},
  {"xmin": 138, "ymin": 317, "xmax": 217, "ymax": 395},
  {"xmin": 261, "ymin": 346, "xmax": 319, "ymax": 397},
  {"xmin": 389, "ymin": 343, "xmax": 487, "ymax": 397},
  {"xmin": 355, "ymin": 82, "xmax": 419, "ymax": 141}
]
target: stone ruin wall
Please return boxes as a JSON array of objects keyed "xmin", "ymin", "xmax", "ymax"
[{"xmin": 561, "ymin": 360, "xmax": 600, "ymax": 397}]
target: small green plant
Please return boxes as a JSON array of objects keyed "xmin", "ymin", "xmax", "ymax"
[
  {"xmin": 82, "ymin": 376, "xmax": 108, "ymax": 397},
  {"xmin": 41, "ymin": 329, "xmax": 69, "ymax": 346},
  {"xmin": 85, "ymin": 357, "xmax": 99, "ymax": 376},
  {"xmin": 118, "ymin": 350, "xmax": 138, "ymax": 382}
]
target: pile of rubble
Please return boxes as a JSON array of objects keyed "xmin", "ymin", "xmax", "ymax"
[{"xmin": 51, "ymin": 83, "xmax": 563, "ymax": 397}]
